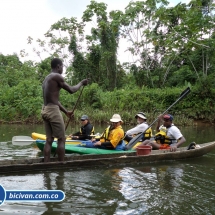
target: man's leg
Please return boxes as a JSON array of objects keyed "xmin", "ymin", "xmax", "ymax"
[
  {"xmin": 140, "ymin": 140, "xmax": 160, "ymax": 150},
  {"xmin": 149, "ymin": 141, "xmax": 161, "ymax": 149},
  {"xmin": 44, "ymin": 137, "xmax": 54, "ymax": 162},
  {"xmin": 140, "ymin": 140, "xmax": 151, "ymax": 146},
  {"xmin": 57, "ymin": 137, "xmax": 66, "ymax": 161}
]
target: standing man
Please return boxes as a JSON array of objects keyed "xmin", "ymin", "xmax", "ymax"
[{"xmin": 41, "ymin": 58, "xmax": 89, "ymax": 162}]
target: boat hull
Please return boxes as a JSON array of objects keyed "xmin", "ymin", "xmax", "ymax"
[{"xmin": 0, "ymin": 142, "xmax": 215, "ymax": 174}]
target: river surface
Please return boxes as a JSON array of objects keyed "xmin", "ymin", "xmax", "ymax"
[{"xmin": 0, "ymin": 123, "xmax": 215, "ymax": 214}]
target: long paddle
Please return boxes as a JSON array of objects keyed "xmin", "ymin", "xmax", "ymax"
[
  {"xmin": 11, "ymin": 136, "xmax": 81, "ymax": 146},
  {"xmin": 125, "ymin": 87, "xmax": 191, "ymax": 150},
  {"xmin": 65, "ymin": 86, "xmax": 85, "ymax": 131}
]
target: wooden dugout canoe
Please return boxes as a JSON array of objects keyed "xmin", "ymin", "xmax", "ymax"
[{"xmin": 0, "ymin": 142, "xmax": 215, "ymax": 174}]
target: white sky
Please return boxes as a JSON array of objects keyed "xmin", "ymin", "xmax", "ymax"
[{"xmin": 0, "ymin": 0, "xmax": 189, "ymax": 63}]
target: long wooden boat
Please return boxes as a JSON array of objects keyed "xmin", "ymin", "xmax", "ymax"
[{"xmin": 0, "ymin": 141, "xmax": 215, "ymax": 174}]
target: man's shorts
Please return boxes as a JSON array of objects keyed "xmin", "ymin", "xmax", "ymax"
[{"xmin": 41, "ymin": 105, "xmax": 65, "ymax": 139}]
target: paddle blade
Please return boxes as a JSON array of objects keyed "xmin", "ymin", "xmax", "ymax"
[
  {"xmin": 12, "ymin": 136, "xmax": 36, "ymax": 146},
  {"xmin": 125, "ymin": 133, "xmax": 144, "ymax": 150},
  {"xmin": 180, "ymin": 87, "xmax": 190, "ymax": 97}
]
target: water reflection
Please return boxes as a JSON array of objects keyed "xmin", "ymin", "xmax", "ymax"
[
  {"xmin": 0, "ymin": 141, "xmax": 41, "ymax": 160},
  {"xmin": 0, "ymin": 173, "xmax": 45, "ymax": 214},
  {"xmin": 156, "ymin": 165, "xmax": 184, "ymax": 190},
  {"xmin": 0, "ymin": 123, "xmax": 215, "ymax": 214},
  {"xmin": 42, "ymin": 171, "xmax": 66, "ymax": 215},
  {"xmin": 114, "ymin": 160, "xmax": 215, "ymax": 215},
  {"xmin": 1, "ymin": 159, "xmax": 215, "ymax": 214},
  {"xmin": 64, "ymin": 168, "xmax": 125, "ymax": 215},
  {"xmin": 40, "ymin": 169, "xmax": 126, "ymax": 215}
]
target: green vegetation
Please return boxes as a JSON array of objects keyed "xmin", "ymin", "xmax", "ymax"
[{"xmin": 0, "ymin": 0, "xmax": 215, "ymax": 125}]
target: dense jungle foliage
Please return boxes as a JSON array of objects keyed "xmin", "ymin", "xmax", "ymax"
[{"xmin": 0, "ymin": 0, "xmax": 215, "ymax": 125}]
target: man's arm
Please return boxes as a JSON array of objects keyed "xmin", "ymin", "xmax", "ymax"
[
  {"xmin": 58, "ymin": 101, "xmax": 74, "ymax": 119},
  {"xmin": 126, "ymin": 124, "xmax": 147, "ymax": 136},
  {"xmin": 58, "ymin": 77, "xmax": 89, "ymax": 94},
  {"xmin": 58, "ymin": 101, "xmax": 68, "ymax": 115},
  {"xmin": 170, "ymin": 126, "xmax": 186, "ymax": 151},
  {"xmin": 126, "ymin": 126, "xmax": 140, "ymax": 136},
  {"xmin": 175, "ymin": 136, "xmax": 186, "ymax": 148},
  {"xmin": 156, "ymin": 114, "xmax": 163, "ymax": 132}
]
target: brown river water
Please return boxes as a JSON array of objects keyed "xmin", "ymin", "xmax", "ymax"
[{"xmin": 0, "ymin": 123, "xmax": 215, "ymax": 214}]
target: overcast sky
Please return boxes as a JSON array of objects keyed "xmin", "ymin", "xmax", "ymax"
[{"xmin": 0, "ymin": 0, "xmax": 189, "ymax": 63}]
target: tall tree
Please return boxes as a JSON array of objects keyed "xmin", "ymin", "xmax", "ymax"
[
  {"xmin": 82, "ymin": 0, "xmax": 123, "ymax": 90},
  {"xmin": 119, "ymin": 0, "xmax": 215, "ymax": 87}
]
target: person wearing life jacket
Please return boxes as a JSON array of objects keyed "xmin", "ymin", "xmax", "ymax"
[
  {"xmin": 140, "ymin": 114, "xmax": 186, "ymax": 152},
  {"xmin": 93, "ymin": 114, "xmax": 125, "ymax": 150},
  {"xmin": 69, "ymin": 115, "xmax": 94, "ymax": 140},
  {"xmin": 124, "ymin": 112, "xmax": 152, "ymax": 142}
]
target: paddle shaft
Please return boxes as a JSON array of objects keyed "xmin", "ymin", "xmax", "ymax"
[
  {"xmin": 125, "ymin": 87, "xmax": 191, "ymax": 150},
  {"xmin": 65, "ymin": 86, "xmax": 85, "ymax": 131}
]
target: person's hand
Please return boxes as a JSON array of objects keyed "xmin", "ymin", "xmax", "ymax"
[
  {"xmin": 170, "ymin": 145, "xmax": 177, "ymax": 152},
  {"xmin": 81, "ymin": 78, "xmax": 90, "ymax": 86},
  {"xmin": 158, "ymin": 114, "xmax": 163, "ymax": 121},
  {"xmin": 94, "ymin": 141, "xmax": 101, "ymax": 146},
  {"xmin": 66, "ymin": 111, "xmax": 74, "ymax": 119}
]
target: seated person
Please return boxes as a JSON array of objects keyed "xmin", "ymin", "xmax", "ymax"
[
  {"xmin": 140, "ymin": 114, "xmax": 186, "ymax": 152},
  {"xmin": 69, "ymin": 115, "xmax": 94, "ymax": 140},
  {"xmin": 94, "ymin": 114, "xmax": 124, "ymax": 150},
  {"xmin": 124, "ymin": 112, "xmax": 152, "ymax": 142}
]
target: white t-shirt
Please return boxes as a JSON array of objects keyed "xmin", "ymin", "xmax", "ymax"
[
  {"xmin": 160, "ymin": 124, "xmax": 183, "ymax": 144},
  {"xmin": 126, "ymin": 122, "xmax": 149, "ymax": 136}
]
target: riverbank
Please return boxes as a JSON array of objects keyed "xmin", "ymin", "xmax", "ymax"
[
  {"xmin": 1, "ymin": 85, "xmax": 215, "ymax": 125},
  {"xmin": 0, "ymin": 116, "xmax": 194, "ymax": 126}
]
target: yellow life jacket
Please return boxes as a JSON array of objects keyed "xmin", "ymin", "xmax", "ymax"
[
  {"xmin": 154, "ymin": 126, "xmax": 176, "ymax": 145},
  {"xmin": 100, "ymin": 125, "xmax": 124, "ymax": 147},
  {"xmin": 144, "ymin": 127, "xmax": 152, "ymax": 139},
  {"xmin": 100, "ymin": 126, "xmax": 111, "ymax": 141},
  {"xmin": 131, "ymin": 126, "xmax": 152, "ymax": 140}
]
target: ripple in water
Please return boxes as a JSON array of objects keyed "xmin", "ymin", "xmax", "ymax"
[{"xmin": 0, "ymin": 156, "xmax": 215, "ymax": 214}]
